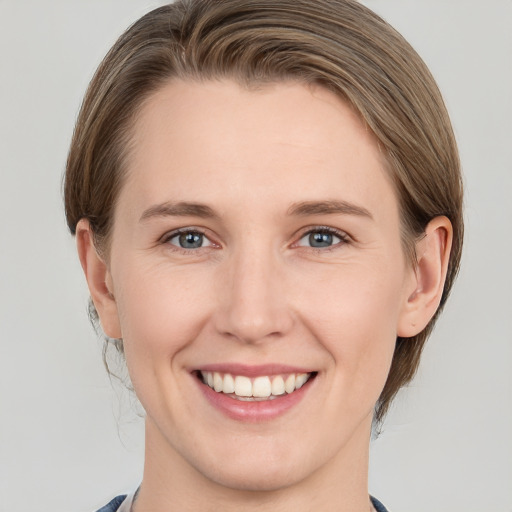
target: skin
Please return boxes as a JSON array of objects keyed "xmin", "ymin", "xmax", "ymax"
[{"xmin": 77, "ymin": 80, "xmax": 452, "ymax": 512}]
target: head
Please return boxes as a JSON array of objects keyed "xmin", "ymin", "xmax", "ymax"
[{"xmin": 65, "ymin": 0, "xmax": 462, "ymax": 471}]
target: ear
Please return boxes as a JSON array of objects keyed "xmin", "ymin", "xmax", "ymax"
[
  {"xmin": 76, "ymin": 219, "xmax": 122, "ymax": 339},
  {"xmin": 397, "ymin": 216, "xmax": 453, "ymax": 338}
]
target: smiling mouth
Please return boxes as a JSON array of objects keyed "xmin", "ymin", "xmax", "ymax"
[{"xmin": 196, "ymin": 370, "xmax": 316, "ymax": 401}]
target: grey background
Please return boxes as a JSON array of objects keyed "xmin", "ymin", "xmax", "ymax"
[{"xmin": 0, "ymin": 1, "xmax": 510, "ymax": 511}]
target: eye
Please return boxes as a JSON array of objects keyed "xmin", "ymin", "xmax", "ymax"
[
  {"xmin": 297, "ymin": 228, "xmax": 347, "ymax": 248},
  {"xmin": 166, "ymin": 230, "xmax": 213, "ymax": 249}
]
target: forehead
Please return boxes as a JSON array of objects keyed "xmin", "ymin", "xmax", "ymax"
[{"xmin": 120, "ymin": 79, "xmax": 398, "ymax": 223}]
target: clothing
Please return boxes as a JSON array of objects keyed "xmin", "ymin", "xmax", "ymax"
[
  {"xmin": 95, "ymin": 492, "xmax": 389, "ymax": 511},
  {"xmin": 95, "ymin": 489, "xmax": 136, "ymax": 512},
  {"xmin": 95, "ymin": 494, "xmax": 126, "ymax": 512},
  {"xmin": 371, "ymin": 496, "xmax": 389, "ymax": 512}
]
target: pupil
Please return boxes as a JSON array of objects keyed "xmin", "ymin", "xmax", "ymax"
[
  {"xmin": 309, "ymin": 232, "xmax": 332, "ymax": 247},
  {"xmin": 179, "ymin": 232, "xmax": 202, "ymax": 248}
]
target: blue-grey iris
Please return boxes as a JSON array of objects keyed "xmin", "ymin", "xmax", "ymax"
[
  {"xmin": 309, "ymin": 232, "xmax": 333, "ymax": 247},
  {"xmin": 179, "ymin": 232, "xmax": 203, "ymax": 248}
]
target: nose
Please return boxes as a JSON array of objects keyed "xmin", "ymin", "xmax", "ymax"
[{"xmin": 213, "ymin": 244, "xmax": 294, "ymax": 344}]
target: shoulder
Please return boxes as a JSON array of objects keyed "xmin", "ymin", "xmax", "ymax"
[{"xmin": 95, "ymin": 495, "xmax": 127, "ymax": 512}]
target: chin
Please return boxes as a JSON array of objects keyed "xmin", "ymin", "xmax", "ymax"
[
  {"xmin": 178, "ymin": 434, "xmax": 312, "ymax": 493},
  {"xmin": 201, "ymin": 460, "xmax": 305, "ymax": 493}
]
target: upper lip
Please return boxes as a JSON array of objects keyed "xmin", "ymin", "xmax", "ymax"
[{"xmin": 194, "ymin": 363, "xmax": 314, "ymax": 377}]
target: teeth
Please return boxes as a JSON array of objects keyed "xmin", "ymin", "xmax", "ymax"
[
  {"xmin": 271, "ymin": 375, "xmax": 285, "ymax": 396},
  {"xmin": 234, "ymin": 376, "xmax": 252, "ymax": 397},
  {"xmin": 200, "ymin": 371, "xmax": 311, "ymax": 399},
  {"xmin": 213, "ymin": 372, "xmax": 223, "ymax": 392},
  {"xmin": 223, "ymin": 373, "xmax": 235, "ymax": 394},
  {"xmin": 295, "ymin": 373, "xmax": 308, "ymax": 389},
  {"xmin": 284, "ymin": 374, "xmax": 296, "ymax": 393},
  {"xmin": 253, "ymin": 376, "xmax": 272, "ymax": 398}
]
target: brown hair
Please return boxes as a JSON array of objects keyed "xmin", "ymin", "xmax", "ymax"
[{"xmin": 64, "ymin": 0, "xmax": 463, "ymax": 423}]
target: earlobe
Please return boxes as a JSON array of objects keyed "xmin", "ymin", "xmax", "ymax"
[
  {"xmin": 397, "ymin": 216, "xmax": 453, "ymax": 338},
  {"xmin": 76, "ymin": 219, "xmax": 122, "ymax": 339}
]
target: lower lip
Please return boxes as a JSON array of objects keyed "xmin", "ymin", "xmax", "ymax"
[{"xmin": 195, "ymin": 375, "xmax": 314, "ymax": 422}]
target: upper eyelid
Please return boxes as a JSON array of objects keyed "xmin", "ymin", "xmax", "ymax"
[
  {"xmin": 158, "ymin": 225, "xmax": 352, "ymax": 247},
  {"xmin": 160, "ymin": 226, "xmax": 211, "ymax": 242},
  {"xmin": 295, "ymin": 225, "xmax": 351, "ymax": 241},
  {"xmin": 161, "ymin": 228, "xmax": 218, "ymax": 252},
  {"xmin": 290, "ymin": 226, "xmax": 353, "ymax": 252}
]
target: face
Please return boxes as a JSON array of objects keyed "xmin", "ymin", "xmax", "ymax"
[{"xmin": 100, "ymin": 80, "xmax": 417, "ymax": 491}]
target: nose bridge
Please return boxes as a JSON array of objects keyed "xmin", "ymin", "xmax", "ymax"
[{"xmin": 215, "ymin": 237, "xmax": 292, "ymax": 343}]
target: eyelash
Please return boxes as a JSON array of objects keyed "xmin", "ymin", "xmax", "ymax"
[
  {"xmin": 161, "ymin": 227, "xmax": 214, "ymax": 254},
  {"xmin": 160, "ymin": 226, "xmax": 351, "ymax": 253},
  {"xmin": 295, "ymin": 226, "xmax": 351, "ymax": 252}
]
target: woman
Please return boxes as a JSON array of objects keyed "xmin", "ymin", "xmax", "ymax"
[{"xmin": 64, "ymin": 1, "xmax": 463, "ymax": 510}]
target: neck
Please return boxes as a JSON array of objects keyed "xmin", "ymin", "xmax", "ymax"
[{"xmin": 134, "ymin": 416, "xmax": 374, "ymax": 512}]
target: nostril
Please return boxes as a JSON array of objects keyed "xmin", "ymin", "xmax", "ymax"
[{"xmin": 215, "ymin": 309, "xmax": 294, "ymax": 345}]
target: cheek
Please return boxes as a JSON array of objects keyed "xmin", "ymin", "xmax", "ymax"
[
  {"xmin": 112, "ymin": 260, "xmax": 213, "ymax": 377},
  {"xmin": 300, "ymin": 257, "xmax": 406, "ymax": 333},
  {"xmin": 299, "ymin": 261, "xmax": 406, "ymax": 391}
]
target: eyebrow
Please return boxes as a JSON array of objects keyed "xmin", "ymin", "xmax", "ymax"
[
  {"xmin": 287, "ymin": 200, "xmax": 373, "ymax": 219},
  {"xmin": 139, "ymin": 201, "xmax": 218, "ymax": 222},
  {"xmin": 139, "ymin": 199, "xmax": 373, "ymax": 222}
]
